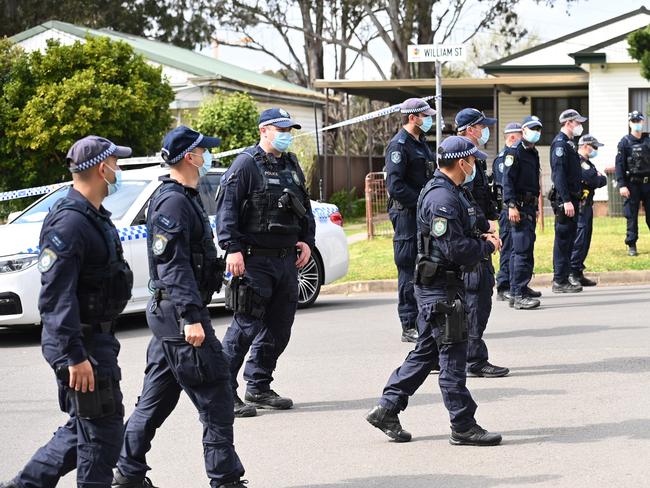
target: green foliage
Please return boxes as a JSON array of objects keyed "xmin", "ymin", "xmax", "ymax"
[
  {"xmin": 290, "ymin": 132, "xmax": 318, "ymax": 193},
  {"xmin": 0, "ymin": 36, "xmax": 174, "ymax": 217},
  {"xmin": 193, "ymin": 91, "xmax": 259, "ymax": 166},
  {"xmin": 328, "ymin": 187, "xmax": 366, "ymax": 219},
  {"xmin": 629, "ymin": 26, "xmax": 650, "ymax": 81}
]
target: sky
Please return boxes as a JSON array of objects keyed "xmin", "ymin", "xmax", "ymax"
[{"xmin": 209, "ymin": 0, "xmax": 649, "ymax": 81}]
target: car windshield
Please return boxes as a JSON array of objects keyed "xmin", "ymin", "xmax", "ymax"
[{"xmin": 12, "ymin": 180, "xmax": 150, "ymax": 224}]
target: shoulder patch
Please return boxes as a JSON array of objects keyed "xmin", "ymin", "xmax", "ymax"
[
  {"xmin": 156, "ymin": 214, "xmax": 177, "ymax": 231},
  {"xmin": 567, "ymin": 140, "xmax": 576, "ymax": 150},
  {"xmin": 581, "ymin": 161, "xmax": 590, "ymax": 170},
  {"xmin": 433, "ymin": 203, "xmax": 456, "ymax": 218},
  {"xmin": 555, "ymin": 146, "xmax": 564, "ymax": 157},
  {"xmin": 390, "ymin": 151, "xmax": 402, "ymax": 164},
  {"xmin": 37, "ymin": 248, "xmax": 58, "ymax": 273},
  {"xmin": 498, "ymin": 162, "xmax": 504, "ymax": 173},
  {"xmin": 49, "ymin": 233, "xmax": 66, "ymax": 251},
  {"xmin": 504, "ymin": 155, "xmax": 515, "ymax": 167},
  {"xmin": 152, "ymin": 234, "xmax": 169, "ymax": 256},
  {"xmin": 432, "ymin": 217, "xmax": 448, "ymax": 237}
]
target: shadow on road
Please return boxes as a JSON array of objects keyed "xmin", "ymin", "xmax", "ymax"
[
  {"xmin": 540, "ymin": 297, "xmax": 650, "ymax": 309},
  {"xmin": 514, "ymin": 356, "xmax": 650, "ymax": 376},
  {"xmin": 486, "ymin": 324, "xmax": 643, "ymax": 339},
  {"xmin": 297, "ymin": 297, "xmax": 397, "ymax": 315},
  {"xmin": 294, "ymin": 388, "xmax": 565, "ymax": 414},
  {"xmin": 286, "ymin": 473, "xmax": 561, "ymax": 488}
]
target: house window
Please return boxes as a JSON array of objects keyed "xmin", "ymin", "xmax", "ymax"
[
  {"xmin": 531, "ymin": 97, "xmax": 589, "ymax": 145},
  {"xmin": 630, "ymin": 88, "xmax": 650, "ymax": 131}
]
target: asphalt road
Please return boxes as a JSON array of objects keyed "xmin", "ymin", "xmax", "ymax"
[{"xmin": 1, "ymin": 285, "xmax": 650, "ymax": 488}]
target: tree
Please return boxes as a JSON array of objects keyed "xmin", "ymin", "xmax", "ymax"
[
  {"xmin": 0, "ymin": 36, "xmax": 174, "ymax": 193},
  {"xmin": 628, "ymin": 25, "xmax": 650, "ymax": 81},
  {"xmin": 192, "ymin": 91, "xmax": 259, "ymax": 165},
  {"xmin": 0, "ymin": 0, "xmax": 221, "ymax": 49}
]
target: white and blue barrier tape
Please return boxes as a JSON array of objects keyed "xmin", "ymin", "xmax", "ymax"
[{"xmin": 0, "ymin": 97, "xmax": 434, "ymax": 203}]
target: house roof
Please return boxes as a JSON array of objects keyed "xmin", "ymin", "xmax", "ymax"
[
  {"xmin": 482, "ymin": 6, "xmax": 650, "ymax": 73},
  {"xmin": 10, "ymin": 20, "xmax": 325, "ymax": 102}
]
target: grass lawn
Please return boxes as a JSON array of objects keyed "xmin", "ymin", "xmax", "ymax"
[{"xmin": 339, "ymin": 216, "xmax": 650, "ymax": 283}]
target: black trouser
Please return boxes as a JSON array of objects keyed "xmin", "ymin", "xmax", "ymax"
[{"xmin": 623, "ymin": 181, "xmax": 650, "ymax": 246}]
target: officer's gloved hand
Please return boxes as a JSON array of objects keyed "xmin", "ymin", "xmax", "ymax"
[
  {"xmin": 184, "ymin": 323, "xmax": 205, "ymax": 347},
  {"xmin": 296, "ymin": 242, "xmax": 311, "ymax": 268},
  {"xmin": 226, "ymin": 252, "xmax": 245, "ymax": 277}
]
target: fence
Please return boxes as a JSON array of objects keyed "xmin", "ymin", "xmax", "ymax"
[{"xmin": 365, "ymin": 172, "xmax": 393, "ymax": 239}]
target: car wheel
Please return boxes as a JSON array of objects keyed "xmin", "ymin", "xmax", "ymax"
[{"xmin": 297, "ymin": 252, "xmax": 322, "ymax": 308}]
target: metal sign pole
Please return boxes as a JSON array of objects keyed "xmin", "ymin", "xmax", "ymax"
[{"xmin": 435, "ymin": 60, "xmax": 442, "ymax": 158}]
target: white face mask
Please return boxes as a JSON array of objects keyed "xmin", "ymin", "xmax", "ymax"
[{"xmin": 573, "ymin": 123, "xmax": 584, "ymax": 137}]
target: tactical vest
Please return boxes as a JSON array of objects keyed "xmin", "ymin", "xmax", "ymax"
[
  {"xmin": 626, "ymin": 136, "xmax": 650, "ymax": 176},
  {"xmin": 46, "ymin": 198, "xmax": 133, "ymax": 324},
  {"xmin": 240, "ymin": 149, "xmax": 308, "ymax": 235},
  {"xmin": 148, "ymin": 182, "xmax": 222, "ymax": 305},
  {"xmin": 416, "ymin": 176, "xmax": 478, "ymax": 273}
]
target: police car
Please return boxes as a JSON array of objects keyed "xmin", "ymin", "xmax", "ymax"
[{"xmin": 0, "ymin": 163, "xmax": 349, "ymax": 327}]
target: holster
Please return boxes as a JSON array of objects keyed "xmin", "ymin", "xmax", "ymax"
[
  {"xmin": 224, "ymin": 276, "xmax": 267, "ymax": 319},
  {"xmin": 432, "ymin": 272, "xmax": 468, "ymax": 346},
  {"xmin": 414, "ymin": 256, "xmax": 438, "ymax": 286},
  {"xmin": 55, "ymin": 365, "xmax": 117, "ymax": 420}
]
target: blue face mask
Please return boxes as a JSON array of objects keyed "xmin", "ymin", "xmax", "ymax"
[
  {"xmin": 631, "ymin": 123, "xmax": 643, "ymax": 132},
  {"xmin": 420, "ymin": 116, "xmax": 433, "ymax": 133},
  {"xmin": 589, "ymin": 149, "xmax": 598, "ymax": 159},
  {"xmin": 523, "ymin": 127, "xmax": 541, "ymax": 144},
  {"xmin": 461, "ymin": 159, "xmax": 476, "ymax": 184},
  {"xmin": 272, "ymin": 131, "xmax": 293, "ymax": 152},
  {"xmin": 478, "ymin": 126, "xmax": 490, "ymax": 145},
  {"xmin": 104, "ymin": 165, "xmax": 122, "ymax": 196},
  {"xmin": 191, "ymin": 150, "xmax": 213, "ymax": 178}
]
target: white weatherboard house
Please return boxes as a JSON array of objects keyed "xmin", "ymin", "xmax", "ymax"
[
  {"xmin": 482, "ymin": 6, "xmax": 650, "ymax": 205},
  {"xmin": 10, "ymin": 21, "xmax": 326, "ymax": 135}
]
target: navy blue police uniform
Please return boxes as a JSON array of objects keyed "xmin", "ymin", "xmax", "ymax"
[
  {"xmin": 115, "ymin": 127, "xmax": 245, "ymax": 488},
  {"xmin": 503, "ymin": 132, "xmax": 541, "ymax": 302},
  {"xmin": 614, "ymin": 111, "xmax": 650, "ymax": 253},
  {"xmin": 570, "ymin": 136, "xmax": 607, "ymax": 280},
  {"xmin": 9, "ymin": 137, "xmax": 133, "ymax": 488},
  {"xmin": 217, "ymin": 109, "xmax": 316, "ymax": 411},
  {"xmin": 365, "ymin": 137, "xmax": 501, "ymax": 446},
  {"xmin": 550, "ymin": 111, "xmax": 585, "ymax": 287},
  {"xmin": 386, "ymin": 98, "xmax": 436, "ymax": 341},
  {"xmin": 454, "ymin": 109, "xmax": 506, "ymax": 377}
]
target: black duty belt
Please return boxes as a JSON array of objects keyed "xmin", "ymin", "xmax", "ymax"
[
  {"xmin": 629, "ymin": 175, "xmax": 650, "ymax": 184},
  {"xmin": 81, "ymin": 321, "xmax": 115, "ymax": 335},
  {"xmin": 245, "ymin": 246, "xmax": 295, "ymax": 258},
  {"xmin": 154, "ymin": 289, "xmax": 170, "ymax": 301},
  {"xmin": 517, "ymin": 194, "xmax": 538, "ymax": 206}
]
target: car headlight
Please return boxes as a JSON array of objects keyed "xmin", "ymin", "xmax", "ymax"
[{"xmin": 0, "ymin": 254, "xmax": 40, "ymax": 273}]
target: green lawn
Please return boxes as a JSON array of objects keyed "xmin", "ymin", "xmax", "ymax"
[{"xmin": 339, "ymin": 217, "xmax": 650, "ymax": 283}]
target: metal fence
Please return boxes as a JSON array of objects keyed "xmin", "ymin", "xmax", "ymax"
[{"xmin": 365, "ymin": 172, "xmax": 393, "ymax": 239}]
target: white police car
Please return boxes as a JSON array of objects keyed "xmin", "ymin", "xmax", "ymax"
[{"xmin": 0, "ymin": 163, "xmax": 349, "ymax": 327}]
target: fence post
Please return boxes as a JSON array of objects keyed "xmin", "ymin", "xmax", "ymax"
[{"xmin": 365, "ymin": 173, "xmax": 374, "ymax": 239}]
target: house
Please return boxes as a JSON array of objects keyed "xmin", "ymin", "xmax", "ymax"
[
  {"xmin": 9, "ymin": 21, "xmax": 326, "ymax": 134},
  {"xmin": 315, "ymin": 7, "xmax": 650, "ymax": 208}
]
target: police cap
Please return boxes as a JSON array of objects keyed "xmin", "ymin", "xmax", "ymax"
[
  {"xmin": 258, "ymin": 108, "xmax": 302, "ymax": 129},
  {"xmin": 66, "ymin": 136, "xmax": 132, "ymax": 173},
  {"xmin": 455, "ymin": 108, "xmax": 497, "ymax": 132},
  {"xmin": 161, "ymin": 125, "xmax": 221, "ymax": 165}
]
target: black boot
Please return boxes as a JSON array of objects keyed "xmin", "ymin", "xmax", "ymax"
[
  {"xmin": 365, "ymin": 405, "xmax": 412, "ymax": 442},
  {"xmin": 450, "ymin": 424, "xmax": 502, "ymax": 446},
  {"xmin": 571, "ymin": 272, "xmax": 596, "ymax": 287},
  {"xmin": 401, "ymin": 324, "xmax": 418, "ymax": 343},
  {"xmin": 552, "ymin": 281, "xmax": 582, "ymax": 293},
  {"xmin": 514, "ymin": 296, "xmax": 540, "ymax": 310},
  {"xmin": 628, "ymin": 245, "xmax": 638, "ymax": 256},
  {"xmin": 112, "ymin": 470, "xmax": 158, "ymax": 488},
  {"xmin": 217, "ymin": 481, "xmax": 249, "ymax": 487},
  {"xmin": 496, "ymin": 287, "xmax": 510, "ymax": 301},
  {"xmin": 234, "ymin": 395, "xmax": 257, "ymax": 418},
  {"xmin": 524, "ymin": 286, "xmax": 542, "ymax": 298},
  {"xmin": 245, "ymin": 390, "xmax": 293, "ymax": 410},
  {"xmin": 469, "ymin": 362, "xmax": 510, "ymax": 378}
]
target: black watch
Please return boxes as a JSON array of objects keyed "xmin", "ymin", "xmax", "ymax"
[{"xmin": 507, "ymin": 201, "xmax": 516, "ymax": 209}]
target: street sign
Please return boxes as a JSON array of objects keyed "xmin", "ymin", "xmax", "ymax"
[{"xmin": 407, "ymin": 44, "xmax": 466, "ymax": 62}]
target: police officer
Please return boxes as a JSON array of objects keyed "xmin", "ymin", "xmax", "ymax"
[
  {"xmin": 365, "ymin": 136, "xmax": 502, "ymax": 446},
  {"xmin": 503, "ymin": 116, "xmax": 543, "ymax": 310},
  {"xmin": 113, "ymin": 126, "xmax": 246, "ymax": 488},
  {"xmin": 550, "ymin": 109, "xmax": 586, "ymax": 293},
  {"xmin": 1, "ymin": 137, "xmax": 133, "ymax": 488},
  {"xmin": 615, "ymin": 111, "xmax": 650, "ymax": 256},
  {"xmin": 385, "ymin": 98, "xmax": 436, "ymax": 343},
  {"xmin": 569, "ymin": 134, "xmax": 607, "ymax": 287},
  {"xmin": 455, "ymin": 108, "xmax": 509, "ymax": 378},
  {"xmin": 494, "ymin": 122, "xmax": 523, "ymax": 301},
  {"xmin": 216, "ymin": 108, "xmax": 316, "ymax": 418}
]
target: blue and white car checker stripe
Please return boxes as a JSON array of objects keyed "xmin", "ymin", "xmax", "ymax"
[
  {"xmin": 21, "ymin": 207, "xmax": 338, "ymax": 255},
  {"xmin": 0, "ymin": 96, "xmax": 435, "ymax": 202}
]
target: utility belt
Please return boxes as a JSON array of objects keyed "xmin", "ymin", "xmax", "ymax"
[
  {"xmin": 152, "ymin": 288, "xmax": 213, "ymax": 308},
  {"xmin": 414, "ymin": 256, "xmax": 462, "ymax": 287},
  {"xmin": 515, "ymin": 193, "xmax": 538, "ymax": 206},
  {"xmin": 81, "ymin": 321, "xmax": 115, "ymax": 336},
  {"xmin": 224, "ymin": 276, "xmax": 268, "ymax": 319},
  {"xmin": 244, "ymin": 246, "xmax": 296, "ymax": 258},
  {"xmin": 629, "ymin": 175, "xmax": 650, "ymax": 184}
]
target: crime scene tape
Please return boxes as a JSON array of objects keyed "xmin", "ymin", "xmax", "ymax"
[{"xmin": 0, "ymin": 96, "xmax": 435, "ymax": 202}]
